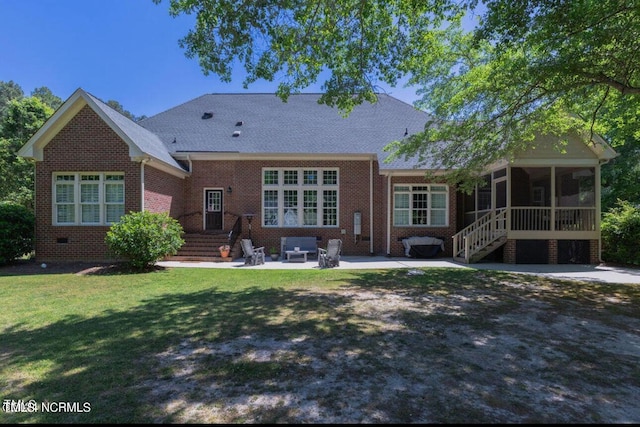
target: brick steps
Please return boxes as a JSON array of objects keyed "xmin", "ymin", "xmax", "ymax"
[
  {"xmin": 167, "ymin": 255, "xmax": 233, "ymax": 262},
  {"xmin": 165, "ymin": 233, "xmax": 241, "ymax": 262}
]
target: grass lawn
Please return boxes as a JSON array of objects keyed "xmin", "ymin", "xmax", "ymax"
[{"xmin": 1, "ymin": 266, "xmax": 639, "ymax": 423}]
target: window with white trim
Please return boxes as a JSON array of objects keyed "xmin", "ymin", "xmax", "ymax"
[
  {"xmin": 262, "ymin": 168, "xmax": 339, "ymax": 227},
  {"xmin": 393, "ymin": 184, "xmax": 448, "ymax": 226},
  {"xmin": 53, "ymin": 173, "xmax": 125, "ymax": 225}
]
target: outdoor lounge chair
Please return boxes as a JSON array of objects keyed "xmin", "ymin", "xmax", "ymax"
[
  {"xmin": 318, "ymin": 239, "xmax": 342, "ymax": 268},
  {"xmin": 241, "ymin": 239, "xmax": 265, "ymax": 265}
]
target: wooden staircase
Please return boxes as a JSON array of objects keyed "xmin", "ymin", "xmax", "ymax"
[
  {"xmin": 464, "ymin": 235, "xmax": 507, "ymax": 263},
  {"xmin": 453, "ymin": 208, "xmax": 508, "ymax": 264},
  {"xmin": 165, "ymin": 233, "xmax": 240, "ymax": 262}
]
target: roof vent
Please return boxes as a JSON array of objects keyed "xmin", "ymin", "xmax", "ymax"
[
  {"xmin": 232, "ymin": 130, "xmax": 241, "ymax": 137},
  {"xmin": 236, "ymin": 121, "xmax": 244, "ymax": 126},
  {"xmin": 202, "ymin": 111, "xmax": 214, "ymax": 119}
]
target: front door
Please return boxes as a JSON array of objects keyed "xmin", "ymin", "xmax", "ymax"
[{"xmin": 204, "ymin": 189, "xmax": 223, "ymax": 230}]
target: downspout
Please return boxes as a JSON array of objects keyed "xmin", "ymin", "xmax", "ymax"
[
  {"xmin": 370, "ymin": 158, "xmax": 374, "ymax": 255},
  {"xmin": 140, "ymin": 157, "xmax": 150, "ymax": 211},
  {"xmin": 386, "ymin": 173, "xmax": 392, "ymax": 255}
]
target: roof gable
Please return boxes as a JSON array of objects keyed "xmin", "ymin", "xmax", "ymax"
[
  {"xmin": 18, "ymin": 88, "xmax": 188, "ymax": 178},
  {"xmin": 508, "ymin": 131, "xmax": 618, "ymax": 165}
]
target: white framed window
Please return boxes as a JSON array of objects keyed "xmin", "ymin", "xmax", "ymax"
[
  {"xmin": 53, "ymin": 173, "xmax": 125, "ymax": 225},
  {"xmin": 393, "ymin": 184, "xmax": 449, "ymax": 226},
  {"xmin": 262, "ymin": 168, "xmax": 339, "ymax": 227}
]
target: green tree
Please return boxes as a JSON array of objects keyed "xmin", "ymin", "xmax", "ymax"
[
  {"xmin": 601, "ymin": 200, "xmax": 640, "ymax": 266},
  {"xmin": 0, "ymin": 97, "xmax": 53, "ymax": 208},
  {"xmin": 0, "ymin": 80, "xmax": 24, "ymax": 121},
  {"xmin": 106, "ymin": 99, "xmax": 147, "ymax": 122},
  {"xmin": 31, "ymin": 86, "xmax": 63, "ymax": 110},
  {"xmin": 154, "ymin": 0, "xmax": 640, "ymax": 191},
  {"xmin": 590, "ymin": 91, "xmax": 640, "ymax": 212}
]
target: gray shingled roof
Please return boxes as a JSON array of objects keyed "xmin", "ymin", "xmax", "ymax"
[
  {"xmin": 139, "ymin": 93, "xmax": 434, "ymax": 169},
  {"xmin": 85, "ymin": 92, "xmax": 186, "ymax": 171}
]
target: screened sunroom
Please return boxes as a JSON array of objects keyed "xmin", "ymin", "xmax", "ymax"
[{"xmin": 452, "ymin": 132, "xmax": 616, "ymax": 264}]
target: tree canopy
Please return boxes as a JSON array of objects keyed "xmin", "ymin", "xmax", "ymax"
[
  {"xmin": 0, "ymin": 80, "xmax": 24, "ymax": 121},
  {"xmin": 155, "ymin": 0, "xmax": 640, "ymax": 192},
  {"xmin": 0, "ymin": 97, "xmax": 53, "ymax": 208},
  {"xmin": 31, "ymin": 86, "xmax": 63, "ymax": 111},
  {"xmin": 106, "ymin": 99, "xmax": 147, "ymax": 122}
]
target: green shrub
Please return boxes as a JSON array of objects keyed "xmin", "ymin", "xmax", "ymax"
[
  {"xmin": 0, "ymin": 202, "xmax": 35, "ymax": 264},
  {"xmin": 105, "ymin": 211, "xmax": 185, "ymax": 270},
  {"xmin": 601, "ymin": 200, "xmax": 640, "ymax": 266}
]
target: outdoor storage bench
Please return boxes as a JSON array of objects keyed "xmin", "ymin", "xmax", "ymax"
[
  {"xmin": 281, "ymin": 236, "xmax": 318, "ymax": 256},
  {"xmin": 401, "ymin": 236, "xmax": 445, "ymax": 258}
]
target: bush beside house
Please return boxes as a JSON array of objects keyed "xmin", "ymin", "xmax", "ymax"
[
  {"xmin": 0, "ymin": 202, "xmax": 34, "ymax": 264},
  {"xmin": 601, "ymin": 200, "xmax": 640, "ymax": 266},
  {"xmin": 105, "ymin": 211, "xmax": 185, "ymax": 270}
]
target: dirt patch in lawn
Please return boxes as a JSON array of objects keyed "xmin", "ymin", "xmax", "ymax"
[
  {"xmin": 137, "ymin": 271, "xmax": 640, "ymax": 424},
  {"xmin": 0, "ymin": 259, "xmax": 164, "ymax": 276}
]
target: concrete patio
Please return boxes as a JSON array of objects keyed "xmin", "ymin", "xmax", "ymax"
[{"xmin": 157, "ymin": 256, "xmax": 640, "ymax": 284}]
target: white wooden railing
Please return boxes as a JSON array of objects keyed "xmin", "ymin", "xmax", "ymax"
[
  {"xmin": 453, "ymin": 208, "xmax": 507, "ymax": 262},
  {"xmin": 510, "ymin": 207, "xmax": 596, "ymax": 231},
  {"xmin": 454, "ymin": 206, "xmax": 597, "ymax": 263}
]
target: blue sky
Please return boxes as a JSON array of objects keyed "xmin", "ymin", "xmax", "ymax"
[{"xmin": 0, "ymin": 1, "xmax": 473, "ymax": 118}]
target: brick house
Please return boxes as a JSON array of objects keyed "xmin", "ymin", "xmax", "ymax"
[{"xmin": 18, "ymin": 88, "xmax": 617, "ymax": 264}]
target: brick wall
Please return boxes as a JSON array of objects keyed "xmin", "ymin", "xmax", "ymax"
[
  {"xmin": 183, "ymin": 159, "xmax": 401, "ymax": 256},
  {"xmin": 144, "ymin": 165, "xmax": 185, "ymax": 218},
  {"xmin": 590, "ymin": 239, "xmax": 600, "ymax": 264},
  {"xmin": 35, "ymin": 105, "xmax": 141, "ymax": 261},
  {"xmin": 548, "ymin": 239, "xmax": 558, "ymax": 264},
  {"xmin": 387, "ymin": 176, "xmax": 457, "ymax": 257},
  {"xmin": 181, "ymin": 159, "xmax": 236, "ymax": 233},
  {"xmin": 182, "ymin": 159, "xmax": 456, "ymax": 257},
  {"xmin": 504, "ymin": 239, "xmax": 516, "ymax": 263}
]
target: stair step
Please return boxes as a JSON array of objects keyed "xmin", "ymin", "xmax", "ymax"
[
  {"xmin": 165, "ymin": 255, "xmax": 234, "ymax": 262},
  {"xmin": 455, "ymin": 235, "xmax": 508, "ymax": 264},
  {"xmin": 173, "ymin": 232, "xmax": 240, "ymax": 262}
]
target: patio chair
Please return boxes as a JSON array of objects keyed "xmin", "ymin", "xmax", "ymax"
[
  {"xmin": 241, "ymin": 239, "xmax": 265, "ymax": 265},
  {"xmin": 318, "ymin": 239, "xmax": 342, "ymax": 268}
]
